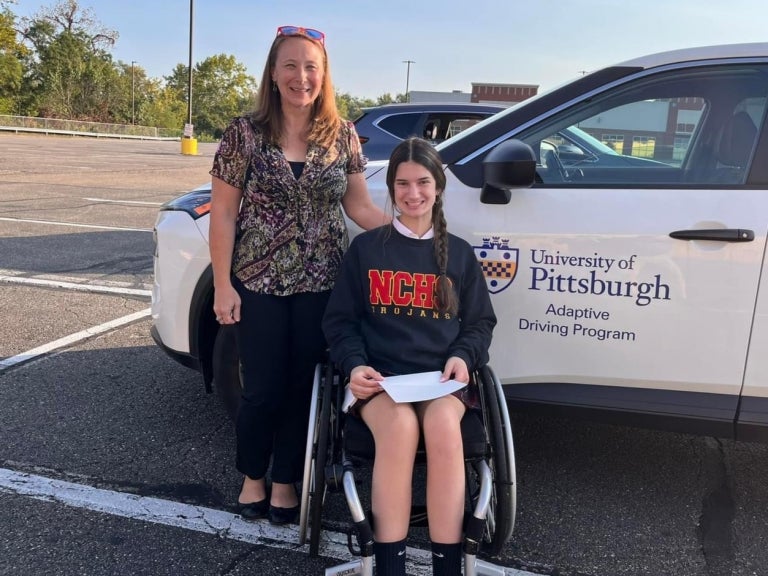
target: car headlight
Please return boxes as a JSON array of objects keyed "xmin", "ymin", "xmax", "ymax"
[{"xmin": 161, "ymin": 188, "xmax": 212, "ymax": 219}]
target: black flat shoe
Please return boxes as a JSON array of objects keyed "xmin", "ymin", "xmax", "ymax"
[
  {"xmin": 269, "ymin": 504, "xmax": 299, "ymax": 525},
  {"xmin": 238, "ymin": 499, "xmax": 269, "ymax": 521}
]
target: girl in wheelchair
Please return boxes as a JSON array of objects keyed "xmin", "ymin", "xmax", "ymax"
[{"xmin": 322, "ymin": 137, "xmax": 496, "ymax": 576}]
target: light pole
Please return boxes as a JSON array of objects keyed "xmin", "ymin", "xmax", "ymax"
[
  {"xmin": 402, "ymin": 60, "xmax": 415, "ymax": 102},
  {"xmin": 187, "ymin": 0, "xmax": 194, "ymax": 133},
  {"xmin": 181, "ymin": 0, "xmax": 197, "ymax": 154},
  {"xmin": 131, "ymin": 60, "xmax": 137, "ymax": 125}
]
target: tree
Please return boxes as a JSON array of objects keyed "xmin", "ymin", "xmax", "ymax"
[
  {"xmin": 0, "ymin": 7, "xmax": 26, "ymax": 114},
  {"xmin": 2, "ymin": 0, "xmax": 421, "ymax": 130},
  {"xmin": 141, "ymin": 81, "xmax": 187, "ymax": 133},
  {"xmin": 16, "ymin": 0, "xmax": 118, "ymax": 120},
  {"xmin": 32, "ymin": 29, "xmax": 117, "ymax": 120},
  {"xmin": 165, "ymin": 54, "xmax": 256, "ymax": 139},
  {"xmin": 27, "ymin": 0, "xmax": 117, "ymax": 49},
  {"xmin": 336, "ymin": 92, "xmax": 377, "ymax": 121}
]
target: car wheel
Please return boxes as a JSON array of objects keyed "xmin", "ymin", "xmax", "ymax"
[{"xmin": 212, "ymin": 325, "xmax": 242, "ymax": 420}]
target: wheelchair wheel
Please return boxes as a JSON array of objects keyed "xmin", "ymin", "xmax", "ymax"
[
  {"xmin": 298, "ymin": 363, "xmax": 335, "ymax": 556},
  {"xmin": 308, "ymin": 362, "xmax": 336, "ymax": 556},
  {"xmin": 474, "ymin": 365, "xmax": 517, "ymax": 556},
  {"xmin": 299, "ymin": 365, "xmax": 322, "ymax": 546}
]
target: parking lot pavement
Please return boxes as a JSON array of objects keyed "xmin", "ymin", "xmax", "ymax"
[
  {"xmin": 0, "ymin": 316, "xmax": 529, "ymax": 576},
  {"xmin": 0, "ymin": 492, "xmax": 339, "ymax": 576},
  {"xmin": 0, "ymin": 133, "xmax": 216, "ymax": 230},
  {"xmin": 0, "ymin": 285, "xmax": 148, "ymax": 360},
  {"xmin": 3, "ymin": 134, "xmax": 768, "ymax": 576}
]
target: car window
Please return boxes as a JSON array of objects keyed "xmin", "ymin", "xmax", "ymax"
[
  {"xmin": 423, "ymin": 112, "xmax": 501, "ymax": 143},
  {"xmin": 518, "ymin": 64, "xmax": 768, "ymax": 187},
  {"xmin": 376, "ymin": 113, "xmax": 423, "ymax": 139},
  {"xmin": 445, "ymin": 114, "xmax": 495, "ymax": 140}
]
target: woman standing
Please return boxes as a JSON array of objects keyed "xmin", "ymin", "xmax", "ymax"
[{"xmin": 209, "ymin": 25, "xmax": 387, "ymax": 524}]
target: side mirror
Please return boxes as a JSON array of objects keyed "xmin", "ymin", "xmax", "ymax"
[{"xmin": 481, "ymin": 140, "xmax": 537, "ymax": 204}]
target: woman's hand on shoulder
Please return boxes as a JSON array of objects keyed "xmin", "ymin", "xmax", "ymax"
[
  {"xmin": 342, "ymin": 172, "xmax": 391, "ymax": 230},
  {"xmin": 442, "ymin": 356, "xmax": 469, "ymax": 384},
  {"xmin": 349, "ymin": 365, "xmax": 384, "ymax": 399}
]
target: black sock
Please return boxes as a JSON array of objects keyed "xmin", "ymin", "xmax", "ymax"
[
  {"xmin": 374, "ymin": 539, "xmax": 406, "ymax": 576},
  {"xmin": 431, "ymin": 541, "xmax": 462, "ymax": 576}
]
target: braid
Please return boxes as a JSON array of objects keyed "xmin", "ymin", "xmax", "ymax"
[
  {"xmin": 432, "ymin": 194, "xmax": 459, "ymax": 315},
  {"xmin": 386, "ymin": 137, "xmax": 458, "ymax": 315}
]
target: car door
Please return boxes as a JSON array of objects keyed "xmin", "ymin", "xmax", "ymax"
[{"xmin": 446, "ymin": 61, "xmax": 768, "ymax": 432}]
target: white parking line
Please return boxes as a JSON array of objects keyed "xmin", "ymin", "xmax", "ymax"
[
  {"xmin": 83, "ymin": 197, "xmax": 163, "ymax": 206},
  {"xmin": 0, "ymin": 468, "xmax": 533, "ymax": 576},
  {"xmin": 0, "ymin": 273, "xmax": 151, "ymax": 297},
  {"xmin": 0, "ymin": 216, "xmax": 151, "ymax": 232},
  {"xmin": 0, "ymin": 308, "xmax": 151, "ymax": 372},
  {"xmin": 0, "ymin": 269, "xmax": 152, "ymax": 293}
]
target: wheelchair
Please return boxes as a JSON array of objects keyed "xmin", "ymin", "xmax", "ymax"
[{"xmin": 297, "ymin": 362, "xmax": 517, "ymax": 576}]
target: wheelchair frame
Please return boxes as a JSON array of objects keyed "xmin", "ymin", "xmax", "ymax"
[{"xmin": 298, "ymin": 363, "xmax": 516, "ymax": 576}]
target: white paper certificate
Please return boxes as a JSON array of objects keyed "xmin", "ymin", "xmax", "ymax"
[{"xmin": 381, "ymin": 371, "xmax": 467, "ymax": 403}]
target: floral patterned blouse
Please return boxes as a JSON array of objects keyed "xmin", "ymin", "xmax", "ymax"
[{"xmin": 210, "ymin": 116, "xmax": 366, "ymax": 295}]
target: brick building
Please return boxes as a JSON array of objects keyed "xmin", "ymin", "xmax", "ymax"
[
  {"xmin": 471, "ymin": 83, "xmax": 539, "ymax": 106},
  {"xmin": 409, "ymin": 83, "xmax": 539, "ymax": 106}
]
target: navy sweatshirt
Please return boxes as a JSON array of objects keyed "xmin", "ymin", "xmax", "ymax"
[{"xmin": 322, "ymin": 226, "xmax": 497, "ymax": 378}]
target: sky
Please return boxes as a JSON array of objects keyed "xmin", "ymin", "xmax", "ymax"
[{"xmin": 9, "ymin": 0, "xmax": 768, "ymax": 100}]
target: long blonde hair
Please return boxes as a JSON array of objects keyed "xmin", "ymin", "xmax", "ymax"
[{"xmin": 250, "ymin": 34, "xmax": 341, "ymax": 149}]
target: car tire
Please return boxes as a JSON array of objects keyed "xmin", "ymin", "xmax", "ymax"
[{"xmin": 212, "ymin": 325, "xmax": 242, "ymax": 421}]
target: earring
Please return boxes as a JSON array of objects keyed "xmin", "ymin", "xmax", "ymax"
[{"xmin": 272, "ymin": 81, "xmax": 277, "ymax": 92}]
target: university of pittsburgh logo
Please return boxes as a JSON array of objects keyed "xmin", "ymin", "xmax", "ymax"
[{"xmin": 474, "ymin": 237, "xmax": 518, "ymax": 294}]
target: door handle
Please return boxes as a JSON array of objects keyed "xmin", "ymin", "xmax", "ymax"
[{"xmin": 669, "ymin": 229, "xmax": 754, "ymax": 242}]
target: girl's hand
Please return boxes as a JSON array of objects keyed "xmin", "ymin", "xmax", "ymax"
[
  {"xmin": 441, "ymin": 356, "xmax": 469, "ymax": 384},
  {"xmin": 349, "ymin": 365, "xmax": 384, "ymax": 399}
]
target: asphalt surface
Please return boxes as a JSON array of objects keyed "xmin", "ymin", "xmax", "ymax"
[{"xmin": 1, "ymin": 133, "xmax": 767, "ymax": 576}]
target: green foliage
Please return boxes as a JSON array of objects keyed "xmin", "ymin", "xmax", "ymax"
[
  {"xmin": 34, "ymin": 30, "xmax": 118, "ymax": 120},
  {"xmin": 0, "ymin": 8, "xmax": 26, "ymax": 113},
  {"xmin": 165, "ymin": 54, "xmax": 257, "ymax": 140},
  {"xmin": 141, "ymin": 81, "xmax": 187, "ymax": 133},
  {"xmin": 0, "ymin": 8, "xmax": 16, "ymax": 47},
  {"xmin": 336, "ymin": 92, "xmax": 377, "ymax": 121},
  {"xmin": 16, "ymin": 1, "xmax": 119, "ymax": 120},
  {"xmin": 3, "ymin": 0, "xmax": 412, "ymax": 134}
]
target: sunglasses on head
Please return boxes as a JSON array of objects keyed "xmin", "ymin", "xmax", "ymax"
[{"xmin": 276, "ymin": 25, "xmax": 325, "ymax": 45}]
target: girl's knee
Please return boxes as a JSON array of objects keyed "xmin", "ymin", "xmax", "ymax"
[
  {"xmin": 422, "ymin": 403, "xmax": 462, "ymax": 434},
  {"xmin": 422, "ymin": 407, "xmax": 463, "ymax": 455},
  {"xmin": 382, "ymin": 407, "xmax": 419, "ymax": 447},
  {"xmin": 366, "ymin": 400, "xmax": 419, "ymax": 439},
  {"xmin": 425, "ymin": 427, "xmax": 463, "ymax": 458}
]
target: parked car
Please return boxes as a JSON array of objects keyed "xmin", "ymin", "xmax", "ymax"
[
  {"xmin": 353, "ymin": 102, "xmax": 506, "ymax": 160},
  {"xmin": 152, "ymin": 42, "xmax": 768, "ymax": 441}
]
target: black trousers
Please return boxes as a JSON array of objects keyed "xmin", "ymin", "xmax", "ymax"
[{"xmin": 234, "ymin": 280, "xmax": 330, "ymax": 484}]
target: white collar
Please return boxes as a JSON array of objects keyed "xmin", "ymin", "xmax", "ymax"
[{"xmin": 393, "ymin": 217, "xmax": 434, "ymax": 239}]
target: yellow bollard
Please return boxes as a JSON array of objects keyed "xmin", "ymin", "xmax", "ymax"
[{"xmin": 181, "ymin": 137, "xmax": 198, "ymax": 155}]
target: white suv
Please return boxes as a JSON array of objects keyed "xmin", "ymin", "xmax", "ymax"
[{"xmin": 152, "ymin": 42, "xmax": 768, "ymax": 442}]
